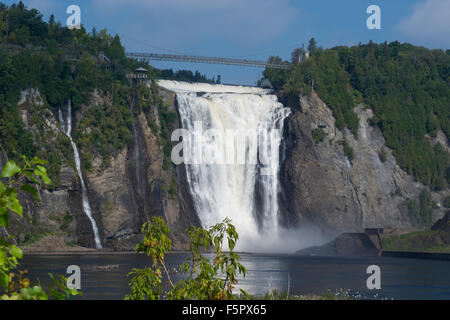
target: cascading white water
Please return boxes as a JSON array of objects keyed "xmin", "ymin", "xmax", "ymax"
[
  {"xmin": 158, "ymin": 80, "xmax": 291, "ymax": 251},
  {"xmin": 59, "ymin": 99, "xmax": 102, "ymax": 249}
]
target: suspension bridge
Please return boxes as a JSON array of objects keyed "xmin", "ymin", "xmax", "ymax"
[{"xmin": 126, "ymin": 52, "xmax": 290, "ymax": 70}]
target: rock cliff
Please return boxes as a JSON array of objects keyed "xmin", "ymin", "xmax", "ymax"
[
  {"xmin": 4, "ymin": 86, "xmax": 448, "ymax": 252},
  {"xmin": 279, "ymin": 92, "xmax": 448, "ymax": 239},
  {"xmin": 5, "ymin": 86, "xmax": 199, "ymax": 251}
]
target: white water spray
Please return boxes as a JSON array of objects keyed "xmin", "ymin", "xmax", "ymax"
[
  {"xmin": 59, "ymin": 99, "xmax": 102, "ymax": 249},
  {"xmin": 158, "ymin": 80, "xmax": 292, "ymax": 251}
]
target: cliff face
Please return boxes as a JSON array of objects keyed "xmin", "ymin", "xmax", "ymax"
[
  {"xmin": 85, "ymin": 88, "xmax": 199, "ymax": 250},
  {"xmin": 279, "ymin": 92, "xmax": 448, "ymax": 238},
  {"xmin": 6, "ymin": 86, "xmax": 199, "ymax": 251},
  {"xmin": 5, "ymin": 86, "xmax": 448, "ymax": 251}
]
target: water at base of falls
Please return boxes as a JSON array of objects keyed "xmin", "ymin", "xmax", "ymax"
[
  {"xmin": 158, "ymin": 80, "xmax": 295, "ymax": 252},
  {"xmin": 59, "ymin": 99, "xmax": 102, "ymax": 249}
]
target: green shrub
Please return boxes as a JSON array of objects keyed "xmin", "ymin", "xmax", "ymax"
[
  {"xmin": 312, "ymin": 128, "xmax": 326, "ymax": 144},
  {"xmin": 59, "ymin": 211, "xmax": 74, "ymax": 231},
  {"xmin": 342, "ymin": 140, "xmax": 354, "ymax": 162}
]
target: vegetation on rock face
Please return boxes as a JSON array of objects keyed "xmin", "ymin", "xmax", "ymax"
[
  {"xmin": 0, "ymin": 2, "xmax": 159, "ymax": 178},
  {"xmin": 266, "ymin": 40, "xmax": 450, "ymax": 190},
  {"xmin": 125, "ymin": 217, "xmax": 247, "ymax": 300},
  {"xmin": 0, "ymin": 156, "xmax": 81, "ymax": 299},
  {"xmin": 140, "ymin": 81, "xmax": 178, "ymax": 171},
  {"xmin": 74, "ymin": 85, "xmax": 134, "ymax": 170},
  {"xmin": 405, "ymin": 190, "xmax": 434, "ymax": 228},
  {"xmin": 382, "ymin": 225, "xmax": 450, "ymax": 254},
  {"xmin": 340, "ymin": 140, "xmax": 354, "ymax": 162},
  {"xmin": 312, "ymin": 128, "xmax": 326, "ymax": 144}
]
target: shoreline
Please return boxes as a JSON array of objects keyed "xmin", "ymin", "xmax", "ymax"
[
  {"xmin": 22, "ymin": 249, "xmax": 450, "ymax": 261},
  {"xmin": 21, "ymin": 250, "xmax": 191, "ymax": 256},
  {"xmin": 382, "ymin": 250, "xmax": 450, "ymax": 261}
]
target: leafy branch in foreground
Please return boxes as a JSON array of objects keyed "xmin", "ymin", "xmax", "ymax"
[
  {"xmin": 125, "ymin": 217, "xmax": 247, "ymax": 300},
  {"xmin": 0, "ymin": 157, "xmax": 81, "ymax": 300}
]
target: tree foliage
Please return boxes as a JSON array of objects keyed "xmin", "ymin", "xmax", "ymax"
[
  {"xmin": 0, "ymin": 3, "xmax": 160, "ymax": 179},
  {"xmin": 125, "ymin": 217, "xmax": 248, "ymax": 300},
  {"xmin": 158, "ymin": 69, "xmax": 218, "ymax": 83},
  {"xmin": 268, "ymin": 40, "xmax": 450, "ymax": 190},
  {"xmin": 0, "ymin": 156, "xmax": 81, "ymax": 300}
]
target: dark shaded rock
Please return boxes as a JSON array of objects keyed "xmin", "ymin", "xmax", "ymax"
[
  {"xmin": 432, "ymin": 211, "xmax": 450, "ymax": 232},
  {"xmin": 296, "ymin": 233, "xmax": 379, "ymax": 256}
]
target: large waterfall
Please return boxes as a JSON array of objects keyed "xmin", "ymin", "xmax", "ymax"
[
  {"xmin": 59, "ymin": 99, "xmax": 102, "ymax": 249},
  {"xmin": 158, "ymin": 80, "xmax": 292, "ymax": 251}
]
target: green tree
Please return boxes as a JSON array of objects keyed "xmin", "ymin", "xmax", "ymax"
[
  {"xmin": 308, "ymin": 38, "xmax": 317, "ymax": 55},
  {"xmin": 125, "ymin": 217, "xmax": 247, "ymax": 300}
]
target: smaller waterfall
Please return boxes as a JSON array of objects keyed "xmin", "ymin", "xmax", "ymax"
[
  {"xmin": 130, "ymin": 99, "xmax": 143, "ymax": 199},
  {"xmin": 59, "ymin": 99, "xmax": 102, "ymax": 249}
]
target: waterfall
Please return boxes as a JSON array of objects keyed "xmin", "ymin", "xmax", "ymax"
[
  {"xmin": 158, "ymin": 80, "xmax": 291, "ymax": 251},
  {"xmin": 130, "ymin": 99, "xmax": 143, "ymax": 200},
  {"xmin": 59, "ymin": 99, "xmax": 102, "ymax": 249}
]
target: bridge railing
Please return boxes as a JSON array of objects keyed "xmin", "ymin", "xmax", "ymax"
[{"xmin": 126, "ymin": 52, "xmax": 290, "ymax": 70}]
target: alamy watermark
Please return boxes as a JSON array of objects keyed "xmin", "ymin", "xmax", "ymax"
[
  {"xmin": 171, "ymin": 121, "xmax": 282, "ymax": 176},
  {"xmin": 366, "ymin": 5, "xmax": 381, "ymax": 30},
  {"xmin": 66, "ymin": 5, "xmax": 81, "ymax": 30},
  {"xmin": 366, "ymin": 265, "xmax": 381, "ymax": 290},
  {"xmin": 66, "ymin": 265, "xmax": 81, "ymax": 290}
]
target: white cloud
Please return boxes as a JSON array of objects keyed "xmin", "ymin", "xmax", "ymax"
[{"xmin": 396, "ymin": 0, "xmax": 450, "ymax": 49}]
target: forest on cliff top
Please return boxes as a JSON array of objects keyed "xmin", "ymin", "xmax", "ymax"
[{"xmin": 265, "ymin": 39, "xmax": 450, "ymax": 191}]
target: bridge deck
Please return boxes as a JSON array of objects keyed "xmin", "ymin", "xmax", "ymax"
[{"xmin": 126, "ymin": 52, "xmax": 290, "ymax": 69}]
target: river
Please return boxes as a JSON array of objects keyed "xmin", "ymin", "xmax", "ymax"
[{"xmin": 21, "ymin": 253, "xmax": 450, "ymax": 300}]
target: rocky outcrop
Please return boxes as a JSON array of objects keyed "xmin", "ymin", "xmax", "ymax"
[
  {"xmin": 85, "ymin": 88, "xmax": 199, "ymax": 250},
  {"xmin": 280, "ymin": 92, "xmax": 447, "ymax": 239},
  {"xmin": 296, "ymin": 233, "xmax": 379, "ymax": 256},
  {"xmin": 18, "ymin": 88, "xmax": 44, "ymax": 107},
  {"xmin": 432, "ymin": 211, "xmax": 450, "ymax": 233},
  {"xmin": 8, "ymin": 85, "xmax": 199, "ymax": 251}
]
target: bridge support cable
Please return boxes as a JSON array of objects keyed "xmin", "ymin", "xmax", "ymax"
[{"xmin": 126, "ymin": 52, "xmax": 290, "ymax": 70}]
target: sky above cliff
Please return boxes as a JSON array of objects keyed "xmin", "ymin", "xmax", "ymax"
[{"xmin": 6, "ymin": 0, "xmax": 450, "ymax": 85}]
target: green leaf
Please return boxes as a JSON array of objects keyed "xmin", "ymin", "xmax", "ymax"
[
  {"xmin": 0, "ymin": 207, "xmax": 9, "ymax": 228},
  {"xmin": 23, "ymin": 171, "xmax": 39, "ymax": 184},
  {"xmin": 1, "ymin": 161, "xmax": 21, "ymax": 178},
  {"xmin": 21, "ymin": 185, "xmax": 40, "ymax": 202},
  {"xmin": 30, "ymin": 157, "xmax": 48, "ymax": 165},
  {"xmin": 36, "ymin": 165, "xmax": 47, "ymax": 174},
  {"xmin": 20, "ymin": 287, "xmax": 32, "ymax": 300},
  {"xmin": 33, "ymin": 168, "xmax": 51, "ymax": 185},
  {"xmin": 0, "ymin": 270, "xmax": 9, "ymax": 290},
  {"xmin": 9, "ymin": 245, "xmax": 23, "ymax": 259},
  {"xmin": 6, "ymin": 196, "xmax": 23, "ymax": 216},
  {"xmin": 0, "ymin": 250, "xmax": 7, "ymax": 265}
]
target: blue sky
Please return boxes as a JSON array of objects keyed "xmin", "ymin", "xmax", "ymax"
[{"xmin": 5, "ymin": 0, "xmax": 450, "ymax": 85}]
